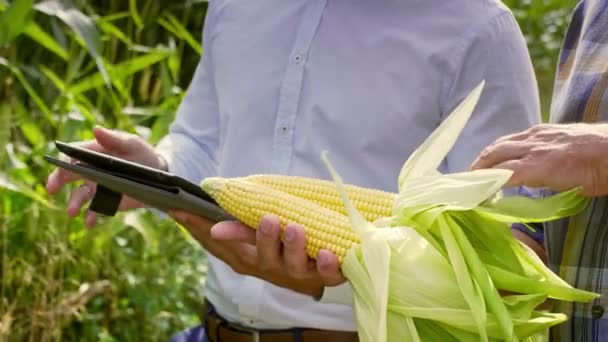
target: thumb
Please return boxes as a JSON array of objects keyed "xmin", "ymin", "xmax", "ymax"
[{"xmin": 93, "ymin": 127, "xmax": 136, "ymax": 155}]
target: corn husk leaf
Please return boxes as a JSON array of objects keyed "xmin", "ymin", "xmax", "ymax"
[{"xmin": 322, "ymin": 81, "xmax": 599, "ymax": 342}]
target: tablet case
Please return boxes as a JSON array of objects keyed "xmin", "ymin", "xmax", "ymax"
[{"xmin": 44, "ymin": 141, "xmax": 235, "ymax": 223}]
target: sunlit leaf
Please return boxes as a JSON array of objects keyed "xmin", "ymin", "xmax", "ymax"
[
  {"xmin": 97, "ymin": 19, "xmax": 133, "ymax": 46},
  {"xmin": 0, "ymin": 173, "xmax": 54, "ymax": 208},
  {"xmin": 0, "ymin": 0, "xmax": 33, "ymax": 44},
  {"xmin": 19, "ymin": 121, "xmax": 44, "ymax": 146},
  {"xmin": 34, "ymin": 0, "xmax": 109, "ymax": 85},
  {"xmin": 0, "ymin": 103, "xmax": 10, "ymax": 163},
  {"xmin": 68, "ymin": 51, "xmax": 172, "ymax": 94},
  {"xmin": 158, "ymin": 13, "xmax": 202, "ymax": 56},
  {"xmin": 123, "ymin": 211, "xmax": 161, "ymax": 253},
  {"xmin": 129, "ymin": 0, "xmax": 143, "ymax": 29},
  {"xmin": 39, "ymin": 64, "xmax": 67, "ymax": 91},
  {"xmin": 23, "ymin": 21, "xmax": 69, "ymax": 60},
  {"xmin": 0, "ymin": 57, "xmax": 55, "ymax": 126},
  {"xmin": 149, "ymin": 111, "xmax": 175, "ymax": 144}
]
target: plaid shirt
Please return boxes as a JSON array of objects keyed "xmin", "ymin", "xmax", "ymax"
[{"xmin": 546, "ymin": 1, "xmax": 608, "ymax": 341}]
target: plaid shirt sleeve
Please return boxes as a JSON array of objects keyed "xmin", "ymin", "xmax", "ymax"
[{"xmin": 544, "ymin": 1, "xmax": 608, "ymax": 341}]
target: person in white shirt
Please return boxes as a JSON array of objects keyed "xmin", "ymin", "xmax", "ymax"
[{"xmin": 47, "ymin": 0, "xmax": 542, "ymax": 341}]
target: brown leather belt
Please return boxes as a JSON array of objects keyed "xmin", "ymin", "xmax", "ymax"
[{"xmin": 203, "ymin": 301, "xmax": 358, "ymax": 342}]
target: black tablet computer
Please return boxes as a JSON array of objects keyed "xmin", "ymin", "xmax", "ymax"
[{"xmin": 44, "ymin": 141, "xmax": 234, "ymax": 222}]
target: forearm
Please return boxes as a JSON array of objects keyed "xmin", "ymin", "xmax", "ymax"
[{"xmin": 156, "ymin": 9, "xmax": 220, "ymax": 183}]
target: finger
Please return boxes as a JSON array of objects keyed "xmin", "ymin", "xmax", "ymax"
[
  {"xmin": 93, "ymin": 127, "xmax": 138, "ymax": 155},
  {"xmin": 493, "ymin": 124, "xmax": 557, "ymax": 145},
  {"xmin": 256, "ymin": 215, "xmax": 282, "ymax": 270},
  {"xmin": 70, "ymin": 139, "xmax": 107, "ymax": 153},
  {"xmin": 471, "ymin": 141, "xmax": 530, "ymax": 170},
  {"xmin": 224, "ymin": 243, "xmax": 258, "ymax": 276},
  {"xmin": 170, "ymin": 210, "xmax": 214, "ymax": 230},
  {"xmin": 47, "ymin": 168, "xmax": 77, "ymax": 195},
  {"xmin": 84, "ymin": 210, "xmax": 98, "ymax": 229},
  {"xmin": 316, "ymin": 250, "xmax": 346, "ymax": 286},
  {"xmin": 282, "ymin": 224, "xmax": 311, "ymax": 277},
  {"xmin": 493, "ymin": 129, "xmax": 533, "ymax": 145},
  {"xmin": 170, "ymin": 210, "xmax": 217, "ymax": 245},
  {"xmin": 210, "ymin": 221, "xmax": 256, "ymax": 245},
  {"xmin": 493, "ymin": 159, "xmax": 544, "ymax": 189},
  {"xmin": 47, "ymin": 166, "xmax": 91, "ymax": 193},
  {"xmin": 46, "ymin": 140, "xmax": 105, "ymax": 195},
  {"xmin": 67, "ymin": 182, "xmax": 96, "ymax": 217}
]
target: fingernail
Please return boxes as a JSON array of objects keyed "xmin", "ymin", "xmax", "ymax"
[
  {"xmin": 318, "ymin": 253, "xmax": 329, "ymax": 267},
  {"xmin": 284, "ymin": 226, "xmax": 295, "ymax": 242},
  {"xmin": 260, "ymin": 219, "xmax": 272, "ymax": 235},
  {"xmin": 260, "ymin": 217, "xmax": 273, "ymax": 235}
]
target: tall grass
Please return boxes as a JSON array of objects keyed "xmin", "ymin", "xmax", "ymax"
[
  {"xmin": 503, "ymin": 0, "xmax": 578, "ymax": 118},
  {"xmin": 1, "ymin": 0, "xmax": 209, "ymax": 341},
  {"xmin": 0, "ymin": 0, "xmax": 578, "ymax": 340}
]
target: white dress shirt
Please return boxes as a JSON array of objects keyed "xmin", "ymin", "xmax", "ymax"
[{"xmin": 156, "ymin": 0, "xmax": 541, "ymax": 332}]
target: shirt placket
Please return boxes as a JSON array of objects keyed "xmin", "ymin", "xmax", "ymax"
[
  {"xmin": 237, "ymin": 0, "xmax": 327, "ymax": 326},
  {"xmin": 270, "ymin": 0, "xmax": 327, "ymax": 174}
]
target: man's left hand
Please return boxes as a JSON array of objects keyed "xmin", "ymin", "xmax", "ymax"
[{"xmin": 170, "ymin": 211, "xmax": 346, "ymax": 297}]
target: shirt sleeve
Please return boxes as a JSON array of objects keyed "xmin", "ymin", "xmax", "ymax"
[
  {"xmin": 317, "ymin": 282, "xmax": 355, "ymax": 306},
  {"xmin": 439, "ymin": 11, "xmax": 545, "ymax": 247},
  {"xmin": 155, "ymin": 4, "xmax": 220, "ymax": 183},
  {"xmin": 510, "ymin": 187, "xmax": 545, "ymax": 245},
  {"xmin": 439, "ymin": 11, "xmax": 542, "ymax": 174}
]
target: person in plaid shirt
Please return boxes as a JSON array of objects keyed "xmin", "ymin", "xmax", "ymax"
[{"xmin": 472, "ymin": 0, "xmax": 608, "ymax": 340}]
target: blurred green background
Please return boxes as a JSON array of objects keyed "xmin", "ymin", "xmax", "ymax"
[{"xmin": 0, "ymin": 0, "xmax": 578, "ymax": 341}]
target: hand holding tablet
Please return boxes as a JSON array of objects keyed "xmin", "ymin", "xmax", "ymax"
[{"xmin": 45, "ymin": 139, "xmax": 233, "ymax": 223}]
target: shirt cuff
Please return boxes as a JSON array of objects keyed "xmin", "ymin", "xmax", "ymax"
[
  {"xmin": 507, "ymin": 186, "xmax": 545, "ymax": 245},
  {"xmin": 511, "ymin": 222, "xmax": 544, "ymax": 246},
  {"xmin": 316, "ymin": 282, "xmax": 354, "ymax": 306}
]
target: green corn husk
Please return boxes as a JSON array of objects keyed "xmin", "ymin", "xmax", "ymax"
[{"xmin": 321, "ymin": 81, "xmax": 599, "ymax": 342}]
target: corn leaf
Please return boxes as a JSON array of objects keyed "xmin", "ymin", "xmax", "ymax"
[
  {"xmin": 476, "ymin": 187, "xmax": 589, "ymax": 223},
  {"xmin": 397, "ymin": 81, "xmax": 484, "ymax": 188},
  {"xmin": 395, "ymin": 169, "xmax": 512, "ymax": 213},
  {"xmin": 24, "ymin": 21, "xmax": 69, "ymax": 60},
  {"xmin": 69, "ymin": 51, "xmax": 171, "ymax": 94},
  {"xmin": 315, "ymin": 82, "xmax": 597, "ymax": 342},
  {"xmin": 35, "ymin": 0, "xmax": 109, "ymax": 85},
  {"xmin": 0, "ymin": 0, "xmax": 33, "ymax": 44}
]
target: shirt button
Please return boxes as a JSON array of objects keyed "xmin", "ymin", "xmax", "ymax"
[
  {"xmin": 591, "ymin": 305, "xmax": 604, "ymax": 319},
  {"xmin": 292, "ymin": 53, "xmax": 304, "ymax": 64}
]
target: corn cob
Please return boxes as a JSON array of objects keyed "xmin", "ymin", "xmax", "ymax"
[
  {"xmin": 202, "ymin": 177, "xmax": 360, "ymax": 262},
  {"xmin": 245, "ymin": 174, "xmax": 396, "ymax": 222}
]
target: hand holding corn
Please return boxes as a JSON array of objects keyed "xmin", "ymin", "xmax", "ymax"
[{"xmin": 169, "ymin": 210, "xmax": 345, "ymax": 297}]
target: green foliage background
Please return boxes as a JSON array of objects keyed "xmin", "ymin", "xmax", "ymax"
[{"xmin": 0, "ymin": 0, "xmax": 579, "ymax": 341}]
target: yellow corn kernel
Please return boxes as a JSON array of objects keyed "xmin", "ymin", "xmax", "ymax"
[
  {"xmin": 202, "ymin": 177, "xmax": 360, "ymax": 263},
  {"xmin": 245, "ymin": 174, "xmax": 396, "ymax": 222}
]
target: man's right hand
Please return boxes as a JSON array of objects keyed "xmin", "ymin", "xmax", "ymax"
[
  {"xmin": 46, "ymin": 126, "xmax": 168, "ymax": 227},
  {"xmin": 470, "ymin": 123, "xmax": 608, "ymax": 197}
]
